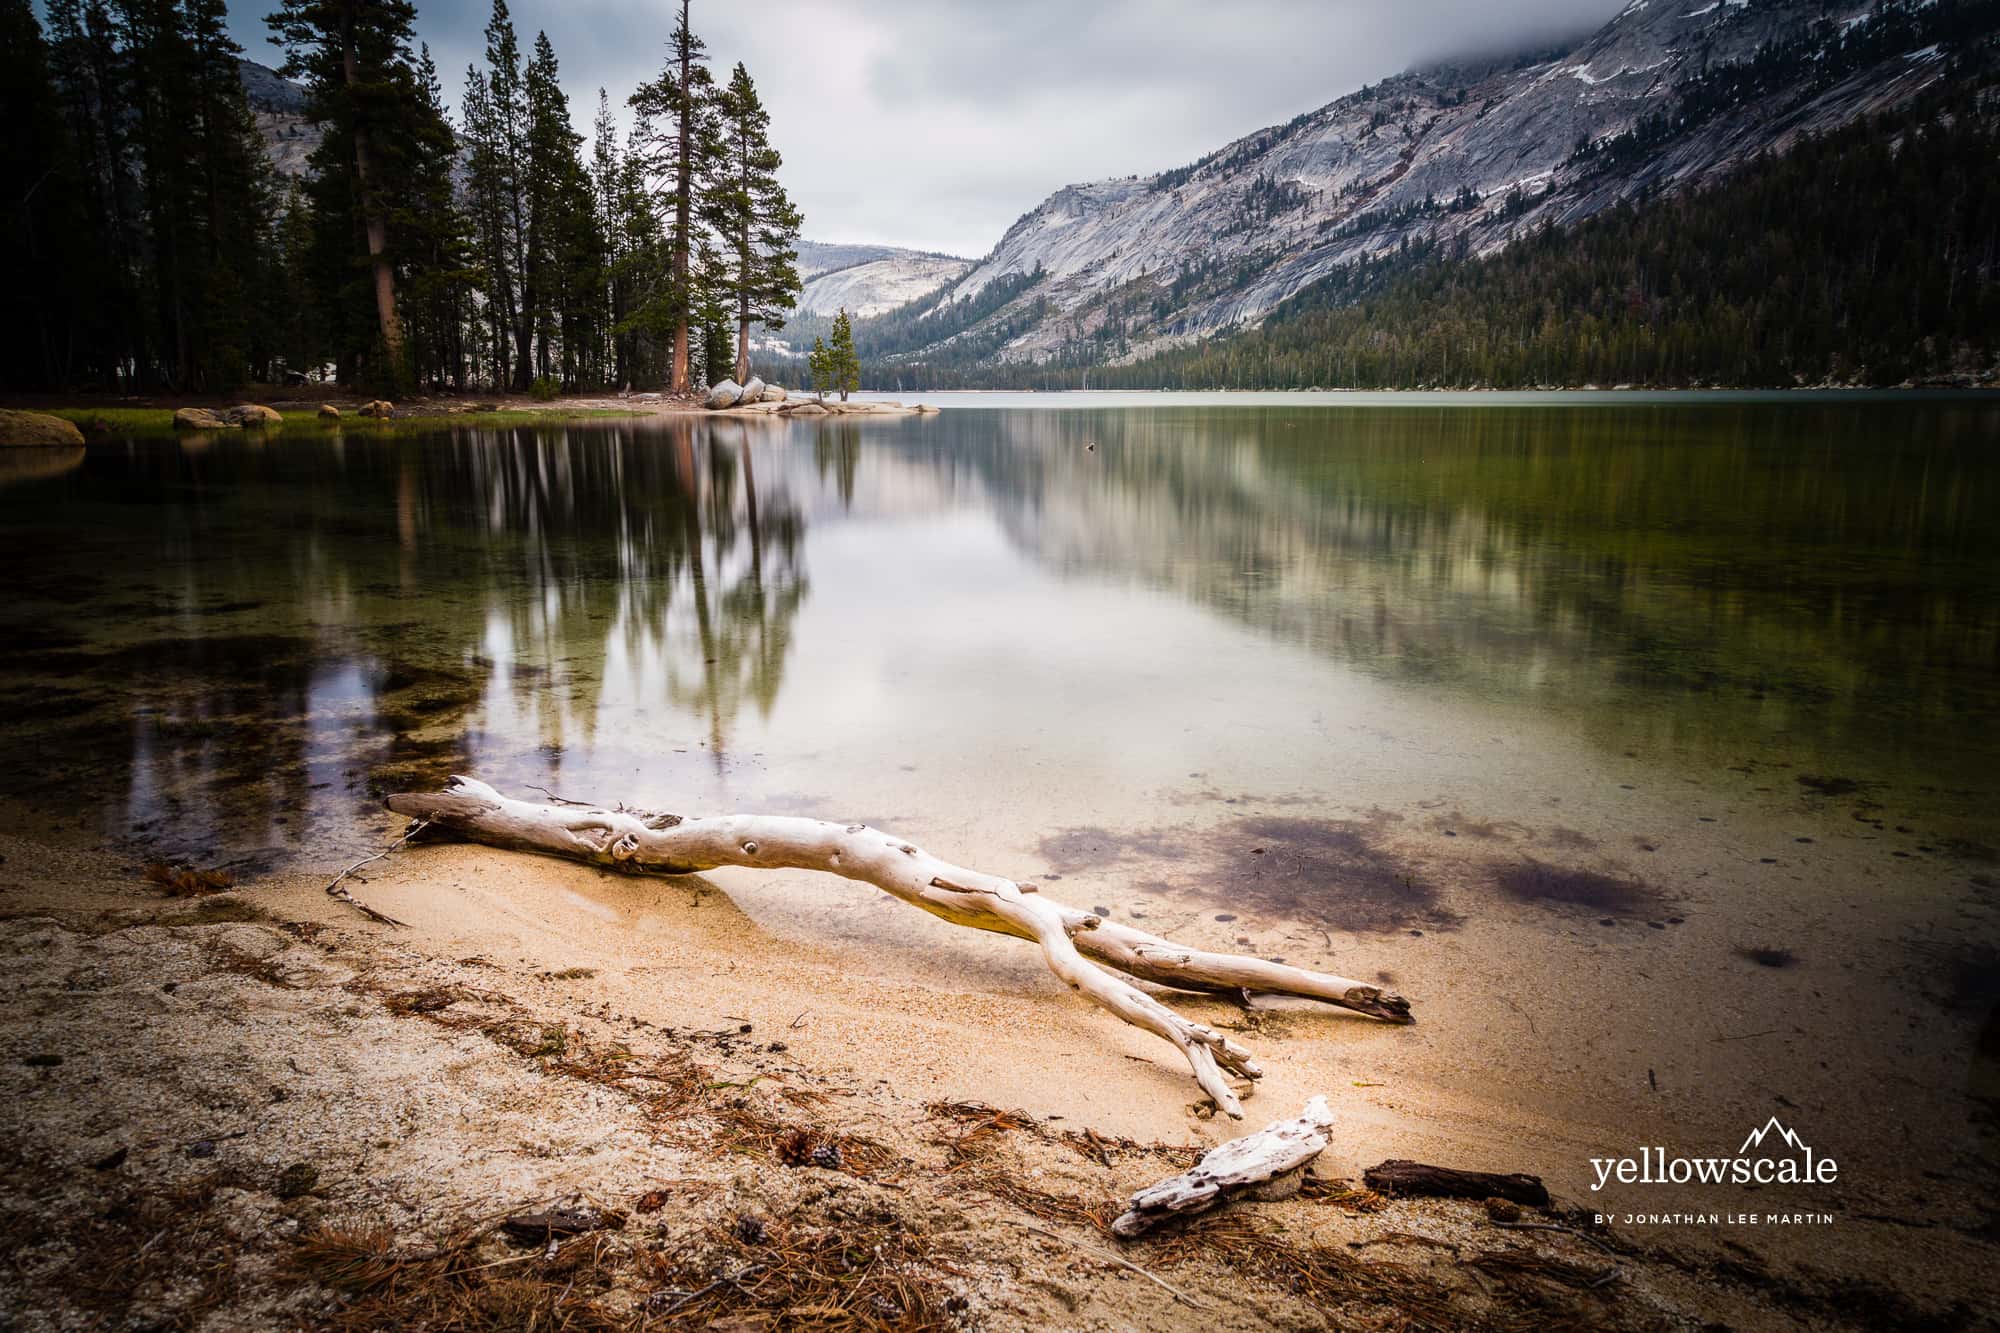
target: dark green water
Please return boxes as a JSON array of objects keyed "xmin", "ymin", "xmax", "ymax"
[{"xmin": 1, "ymin": 396, "xmax": 1995, "ymax": 870}]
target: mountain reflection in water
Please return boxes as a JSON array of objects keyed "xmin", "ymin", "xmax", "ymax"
[{"xmin": 0, "ymin": 399, "xmax": 1992, "ymax": 868}]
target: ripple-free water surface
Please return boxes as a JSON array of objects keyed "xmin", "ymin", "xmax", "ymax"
[{"xmin": 4, "ymin": 398, "xmax": 1994, "ymax": 871}]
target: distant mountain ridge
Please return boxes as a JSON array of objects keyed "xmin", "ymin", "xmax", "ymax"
[
  {"xmin": 792, "ymin": 241, "xmax": 972, "ymax": 319},
  {"xmin": 859, "ymin": 0, "xmax": 1988, "ymax": 370}
]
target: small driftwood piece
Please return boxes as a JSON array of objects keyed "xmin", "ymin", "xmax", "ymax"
[
  {"xmin": 1111, "ymin": 1096, "xmax": 1336, "ymax": 1237},
  {"xmin": 384, "ymin": 777, "xmax": 1413, "ymax": 1117},
  {"xmin": 1363, "ymin": 1159, "xmax": 1550, "ymax": 1208}
]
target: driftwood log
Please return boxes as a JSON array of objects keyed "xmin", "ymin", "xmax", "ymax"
[
  {"xmin": 1363, "ymin": 1159, "xmax": 1550, "ymax": 1208},
  {"xmin": 383, "ymin": 777, "xmax": 1413, "ymax": 1117},
  {"xmin": 1112, "ymin": 1096, "xmax": 1336, "ymax": 1237}
]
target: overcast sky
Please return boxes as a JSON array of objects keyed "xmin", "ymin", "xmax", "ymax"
[{"xmin": 223, "ymin": 0, "xmax": 1626, "ymax": 258}]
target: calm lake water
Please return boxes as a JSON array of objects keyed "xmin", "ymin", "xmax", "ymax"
[{"xmin": 2, "ymin": 394, "xmax": 1996, "ymax": 874}]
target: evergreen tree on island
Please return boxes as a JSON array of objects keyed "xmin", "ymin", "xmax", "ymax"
[
  {"xmin": 828, "ymin": 308, "xmax": 860, "ymax": 401},
  {"xmin": 709, "ymin": 62, "xmax": 801, "ymax": 384},
  {"xmin": 807, "ymin": 334, "xmax": 830, "ymax": 401}
]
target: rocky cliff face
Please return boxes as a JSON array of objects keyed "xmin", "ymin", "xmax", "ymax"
[
  {"xmin": 794, "ymin": 241, "xmax": 972, "ymax": 318},
  {"xmin": 239, "ymin": 58, "xmax": 317, "ymax": 183},
  {"xmin": 893, "ymin": 0, "xmax": 1974, "ymax": 366}
]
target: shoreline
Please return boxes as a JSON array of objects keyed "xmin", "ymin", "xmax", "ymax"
[
  {"xmin": 3, "ymin": 766, "xmax": 1994, "ymax": 1328},
  {"xmin": 7, "ymin": 380, "xmax": 1995, "ymax": 440}
]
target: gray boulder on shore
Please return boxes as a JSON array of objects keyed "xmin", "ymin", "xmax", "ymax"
[
  {"xmin": 705, "ymin": 380, "xmax": 743, "ymax": 409},
  {"xmin": 740, "ymin": 376, "xmax": 766, "ymax": 404},
  {"xmin": 0, "ymin": 410, "xmax": 86, "ymax": 448},
  {"xmin": 172, "ymin": 407, "xmax": 232, "ymax": 430}
]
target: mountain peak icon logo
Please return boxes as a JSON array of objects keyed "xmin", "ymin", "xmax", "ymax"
[
  {"xmin": 1738, "ymin": 1117, "xmax": 1807, "ymax": 1154},
  {"xmin": 1591, "ymin": 1117, "xmax": 1837, "ymax": 1192}
]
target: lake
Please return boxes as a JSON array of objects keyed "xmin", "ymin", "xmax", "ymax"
[
  {"xmin": 4, "ymin": 394, "xmax": 1994, "ymax": 865},
  {"xmin": 2, "ymin": 394, "xmax": 1996, "ymax": 1176}
]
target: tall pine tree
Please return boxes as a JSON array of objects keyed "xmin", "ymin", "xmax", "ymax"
[
  {"xmin": 627, "ymin": 0, "xmax": 715, "ymax": 394},
  {"xmin": 709, "ymin": 62, "xmax": 800, "ymax": 383},
  {"xmin": 266, "ymin": 0, "xmax": 420, "ymax": 386}
]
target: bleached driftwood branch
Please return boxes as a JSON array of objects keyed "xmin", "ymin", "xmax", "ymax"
[
  {"xmin": 1112, "ymin": 1096, "xmax": 1337, "ymax": 1236},
  {"xmin": 383, "ymin": 777, "xmax": 1412, "ymax": 1117}
]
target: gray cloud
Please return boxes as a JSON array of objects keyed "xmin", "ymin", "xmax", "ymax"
[{"xmin": 227, "ymin": 0, "xmax": 1624, "ymax": 258}]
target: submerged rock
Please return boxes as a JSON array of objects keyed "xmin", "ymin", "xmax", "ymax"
[
  {"xmin": 317, "ymin": 404, "xmax": 341, "ymax": 420},
  {"xmin": 0, "ymin": 410, "xmax": 85, "ymax": 448},
  {"xmin": 224, "ymin": 404, "xmax": 283, "ymax": 427},
  {"xmin": 172, "ymin": 407, "xmax": 232, "ymax": 430},
  {"xmin": 706, "ymin": 379, "xmax": 743, "ymax": 409},
  {"xmin": 359, "ymin": 400, "xmax": 394, "ymax": 419}
]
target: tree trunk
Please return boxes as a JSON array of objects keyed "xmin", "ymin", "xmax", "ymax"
[
  {"xmin": 383, "ymin": 777, "xmax": 1413, "ymax": 1118},
  {"xmin": 341, "ymin": 15, "xmax": 402, "ymax": 373},
  {"xmin": 669, "ymin": 0, "xmax": 693, "ymax": 395},
  {"xmin": 733, "ymin": 182, "xmax": 751, "ymax": 383}
]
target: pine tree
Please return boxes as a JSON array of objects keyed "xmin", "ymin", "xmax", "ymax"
[
  {"xmin": 807, "ymin": 335, "xmax": 831, "ymax": 400},
  {"xmin": 0, "ymin": 0, "xmax": 93, "ymax": 388},
  {"xmin": 608, "ymin": 117, "xmax": 672, "ymax": 387},
  {"xmin": 521, "ymin": 31, "xmax": 604, "ymax": 390},
  {"xmin": 591, "ymin": 89, "xmax": 622, "ymax": 383},
  {"xmin": 38, "ymin": 0, "xmax": 137, "ymax": 388},
  {"xmin": 270, "ymin": 178, "xmax": 326, "ymax": 379},
  {"xmin": 459, "ymin": 64, "xmax": 512, "ymax": 387},
  {"xmin": 267, "ymin": 0, "xmax": 424, "ymax": 388},
  {"xmin": 828, "ymin": 308, "xmax": 859, "ymax": 400},
  {"xmin": 627, "ymin": 0, "xmax": 716, "ymax": 394},
  {"xmin": 480, "ymin": 0, "xmax": 533, "ymax": 389},
  {"xmin": 709, "ymin": 62, "xmax": 801, "ymax": 383},
  {"xmin": 401, "ymin": 43, "xmax": 476, "ymax": 389}
]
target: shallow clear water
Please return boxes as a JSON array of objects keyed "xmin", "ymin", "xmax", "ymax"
[{"xmin": 1, "ymin": 397, "xmax": 1996, "ymax": 876}]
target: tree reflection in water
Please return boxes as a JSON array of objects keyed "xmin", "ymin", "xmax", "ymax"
[{"xmin": 0, "ymin": 417, "xmax": 809, "ymax": 863}]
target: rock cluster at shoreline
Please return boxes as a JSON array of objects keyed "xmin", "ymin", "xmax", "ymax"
[
  {"xmin": 704, "ymin": 378, "xmax": 936, "ymax": 416},
  {"xmin": 171, "ymin": 404, "xmax": 284, "ymax": 430}
]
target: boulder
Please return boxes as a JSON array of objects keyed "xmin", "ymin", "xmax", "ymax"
[
  {"xmin": 740, "ymin": 376, "xmax": 766, "ymax": 404},
  {"xmin": 359, "ymin": 400, "xmax": 394, "ymax": 419},
  {"xmin": 0, "ymin": 410, "xmax": 86, "ymax": 448},
  {"xmin": 782, "ymin": 401, "xmax": 828, "ymax": 416},
  {"xmin": 761, "ymin": 384, "xmax": 787, "ymax": 402},
  {"xmin": 705, "ymin": 379, "xmax": 743, "ymax": 410},
  {"xmin": 317, "ymin": 404, "xmax": 341, "ymax": 420},
  {"xmin": 224, "ymin": 404, "xmax": 283, "ymax": 427},
  {"xmin": 172, "ymin": 407, "xmax": 233, "ymax": 431}
]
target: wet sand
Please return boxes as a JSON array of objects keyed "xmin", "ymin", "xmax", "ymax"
[{"xmin": 6, "ymin": 640, "xmax": 1996, "ymax": 1329}]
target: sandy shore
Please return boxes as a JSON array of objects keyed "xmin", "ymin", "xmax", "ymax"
[{"xmin": 2, "ymin": 812, "xmax": 1990, "ymax": 1330}]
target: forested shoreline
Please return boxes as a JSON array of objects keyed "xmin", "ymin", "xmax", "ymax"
[{"xmin": 1, "ymin": 0, "xmax": 801, "ymax": 397}]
